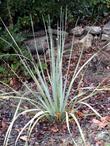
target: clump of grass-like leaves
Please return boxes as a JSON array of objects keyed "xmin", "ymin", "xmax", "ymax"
[{"xmin": 0, "ymin": 16, "xmax": 110, "ymax": 146}]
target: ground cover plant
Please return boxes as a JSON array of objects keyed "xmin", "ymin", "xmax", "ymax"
[{"xmin": 0, "ymin": 14, "xmax": 110, "ymax": 146}]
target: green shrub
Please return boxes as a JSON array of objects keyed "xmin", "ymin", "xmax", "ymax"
[
  {"xmin": 0, "ymin": 25, "xmax": 29, "ymax": 79},
  {"xmin": 0, "ymin": 0, "xmax": 110, "ymax": 33},
  {"xmin": 0, "ymin": 26, "xmax": 25, "ymax": 53}
]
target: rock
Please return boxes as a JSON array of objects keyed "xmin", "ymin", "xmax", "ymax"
[
  {"xmin": 79, "ymin": 34, "xmax": 93, "ymax": 49},
  {"xmin": 95, "ymin": 131, "xmax": 110, "ymax": 142},
  {"xmin": 103, "ymin": 12, "xmax": 109, "ymax": 17},
  {"xmin": 73, "ymin": 34, "xmax": 93, "ymax": 50},
  {"xmin": 24, "ymin": 30, "xmax": 46, "ymax": 39},
  {"xmin": 24, "ymin": 36, "xmax": 49, "ymax": 55},
  {"xmin": 103, "ymin": 21, "xmax": 110, "ymax": 35},
  {"xmin": 101, "ymin": 34, "xmax": 110, "ymax": 41},
  {"xmin": 35, "ymin": 142, "xmax": 39, "ymax": 146},
  {"xmin": 85, "ymin": 26, "xmax": 102, "ymax": 35},
  {"xmin": 70, "ymin": 26, "xmax": 84, "ymax": 36},
  {"xmin": 24, "ymin": 29, "xmax": 68, "ymax": 55},
  {"xmin": 50, "ymin": 29, "xmax": 68, "ymax": 37}
]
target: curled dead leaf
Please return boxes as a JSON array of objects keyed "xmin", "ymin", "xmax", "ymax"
[
  {"xmin": 51, "ymin": 126, "xmax": 59, "ymax": 133},
  {"xmin": 20, "ymin": 135, "xmax": 28, "ymax": 142},
  {"xmin": 76, "ymin": 111, "xmax": 84, "ymax": 118}
]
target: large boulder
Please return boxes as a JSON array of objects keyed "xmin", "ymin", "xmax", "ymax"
[
  {"xmin": 73, "ymin": 34, "xmax": 93, "ymax": 50},
  {"xmin": 24, "ymin": 29, "xmax": 68, "ymax": 55},
  {"xmin": 24, "ymin": 36, "xmax": 49, "ymax": 55},
  {"xmin": 50, "ymin": 29, "xmax": 68, "ymax": 37},
  {"xmin": 85, "ymin": 26, "xmax": 102, "ymax": 35},
  {"xmin": 79, "ymin": 34, "xmax": 93, "ymax": 49}
]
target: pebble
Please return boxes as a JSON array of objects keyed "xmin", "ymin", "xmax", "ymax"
[{"xmin": 95, "ymin": 131, "xmax": 110, "ymax": 142}]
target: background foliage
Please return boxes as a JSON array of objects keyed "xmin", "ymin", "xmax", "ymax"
[
  {"xmin": 0, "ymin": 0, "xmax": 110, "ymax": 31},
  {"xmin": 0, "ymin": 0, "xmax": 110, "ymax": 79},
  {"xmin": 0, "ymin": 0, "xmax": 110, "ymax": 48}
]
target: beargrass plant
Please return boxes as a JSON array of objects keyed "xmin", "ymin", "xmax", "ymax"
[{"xmin": 0, "ymin": 16, "xmax": 110, "ymax": 146}]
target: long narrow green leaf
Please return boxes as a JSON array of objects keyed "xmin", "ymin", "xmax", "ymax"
[
  {"xmin": 79, "ymin": 101, "xmax": 102, "ymax": 118},
  {"xmin": 65, "ymin": 112, "xmax": 77, "ymax": 146},
  {"xmin": 15, "ymin": 111, "xmax": 47, "ymax": 145},
  {"xmin": 70, "ymin": 113, "xmax": 86, "ymax": 146},
  {"xmin": 3, "ymin": 99, "xmax": 22, "ymax": 146}
]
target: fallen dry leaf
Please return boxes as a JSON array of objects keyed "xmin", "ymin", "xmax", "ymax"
[
  {"xmin": 9, "ymin": 77, "xmax": 21, "ymax": 90},
  {"xmin": 92, "ymin": 119, "xmax": 101, "ymax": 125},
  {"xmin": 51, "ymin": 126, "xmax": 59, "ymax": 133},
  {"xmin": 92, "ymin": 116, "xmax": 110, "ymax": 128},
  {"xmin": 20, "ymin": 135, "xmax": 28, "ymax": 142},
  {"xmin": 0, "ymin": 118, "xmax": 8, "ymax": 132},
  {"xmin": 101, "ymin": 116, "xmax": 110, "ymax": 122},
  {"xmin": 76, "ymin": 111, "xmax": 84, "ymax": 118}
]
